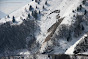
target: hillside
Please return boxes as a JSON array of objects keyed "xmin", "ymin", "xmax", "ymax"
[
  {"xmin": 0, "ymin": 11, "xmax": 7, "ymax": 19},
  {"xmin": 0, "ymin": 0, "xmax": 88, "ymax": 57}
]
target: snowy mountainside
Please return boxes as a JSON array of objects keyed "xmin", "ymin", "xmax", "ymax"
[
  {"xmin": 0, "ymin": 11, "xmax": 7, "ymax": 19},
  {"xmin": 0, "ymin": 0, "xmax": 88, "ymax": 56}
]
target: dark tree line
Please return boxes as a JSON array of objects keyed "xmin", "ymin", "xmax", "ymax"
[{"xmin": 0, "ymin": 18, "xmax": 39, "ymax": 53}]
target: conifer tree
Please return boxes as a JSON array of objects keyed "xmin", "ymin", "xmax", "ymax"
[
  {"xmin": 36, "ymin": 6, "xmax": 38, "ymax": 9},
  {"xmin": 84, "ymin": 10, "xmax": 87, "ymax": 15},
  {"xmin": 7, "ymin": 15, "xmax": 10, "ymax": 18},
  {"xmin": 39, "ymin": 10, "xmax": 41, "ymax": 14},
  {"xmin": 45, "ymin": 1, "xmax": 47, "ymax": 5},
  {"xmin": 29, "ymin": 5, "xmax": 33, "ymax": 11},
  {"xmin": 12, "ymin": 16, "xmax": 15, "ymax": 23},
  {"xmin": 43, "ymin": 5, "xmax": 45, "ymax": 9}
]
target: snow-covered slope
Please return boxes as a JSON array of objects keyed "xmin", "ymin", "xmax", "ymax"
[
  {"xmin": 0, "ymin": 0, "xmax": 88, "ymax": 56},
  {"xmin": 0, "ymin": 11, "xmax": 7, "ymax": 19}
]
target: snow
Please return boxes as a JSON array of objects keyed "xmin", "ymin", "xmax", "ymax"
[
  {"xmin": 0, "ymin": 0, "xmax": 31, "ymax": 14},
  {"xmin": 0, "ymin": 11, "xmax": 7, "ymax": 19}
]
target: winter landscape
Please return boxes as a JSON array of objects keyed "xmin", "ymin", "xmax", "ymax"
[{"xmin": 0, "ymin": 0, "xmax": 88, "ymax": 59}]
